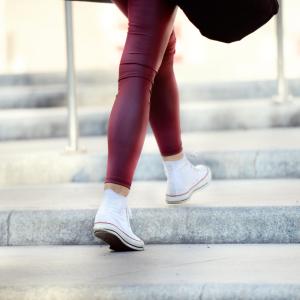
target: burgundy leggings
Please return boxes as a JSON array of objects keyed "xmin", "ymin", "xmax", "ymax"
[{"xmin": 104, "ymin": 0, "xmax": 183, "ymax": 189}]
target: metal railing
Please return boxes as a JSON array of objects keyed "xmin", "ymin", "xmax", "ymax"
[
  {"xmin": 275, "ymin": 0, "xmax": 292, "ymax": 103},
  {"xmin": 64, "ymin": 0, "xmax": 290, "ymax": 152},
  {"xmin": 65, "ymin": 1, "xmax": 79, "ymax": 152},
  {"xmin": 64, "ymin": 0, "xmax": 110, "ymax": 152}
]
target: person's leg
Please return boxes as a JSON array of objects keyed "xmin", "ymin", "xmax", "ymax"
[
  {"xmin": 104, "ymin": 0, "xmax": 178, "ymax": 194},
  {"xmin": 149, "ymin": 29, "xmax": 183, "ymax": 161},
  {"xmin": 108, "ymin": 0, "xmax": 183, "ymax": 164}
]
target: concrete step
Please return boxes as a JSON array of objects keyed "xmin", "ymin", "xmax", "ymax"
[
  {"xmin": 0, "ymin": 85, "xmax": 65, "ymax": 109},
  {"xmin": 0, "ymin": 179, "xmax": 299, "ymax": 246},
  {"xmin": 0, "ymin": 83, "xmax": 119, "ymax": 109},
  {"xmin": 1, "ymin": 128, "xmax": 300, "ymax": 185},
  {"xmin": 0, "ymin": 70, "xmax": 115, "ymax": 87},
  {"xmin": 1, "ymin": 244, "xmax": 300, "ymax": 299},
  {"xmin": 0, "ymin": 99, "xmax": 300, "ymax": 140},
  {"xmin": 1, "ymin": 71, "xmax": 300, "ymax": 103},
  {"xmin": 0, "ymin": 71, "xmax": 116, "ymax": 109}
]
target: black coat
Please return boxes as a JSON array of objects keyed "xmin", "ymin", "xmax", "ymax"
[
  {"xmin": 66, "ymin": 0, "xmax": 111, "ymax": 2},
  {"xmin": 66, "ymin": 0, "xmax": 279, "ymax": 43},
  {"xmin": 174, "ymin": 0, "xmax": 279, "ymax": 43}
]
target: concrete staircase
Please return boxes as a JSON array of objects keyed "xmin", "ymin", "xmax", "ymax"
[
  {"xmin": 1, "ymin": 244, "xmax": 300, "ymax": 300},
  {"xmin": 1, "ymin": 179, "xmax": 300, "ymax": 246},
  {"xmin": 1, "ymin": 73, "xmax": 300, "ymax": 299},
  {"xmin": 1, "ymin": 127, "xmax": 300, "ymax": 185},
  {"xmin": 1, "ymin": 179, "xmax": 300, "ymax": 299},
  {"xmin": 1, "ymin": 99, "xmax": 300, "ymax": 141},
  {"xmin": 1, "ymin": 71, "xmax": 300, "ymax": 110}
]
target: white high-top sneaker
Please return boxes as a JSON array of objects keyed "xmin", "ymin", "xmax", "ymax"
[
  {"xmin": 93, "ymin": 189, "xmax": 144, "ymax": 251},
  {"xmin": 163, "ymin": 154, "xmax": 212, "ymax": 204}
]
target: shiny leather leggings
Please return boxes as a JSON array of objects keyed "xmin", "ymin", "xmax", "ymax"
[{"xmin": 104, "ymin": 0, "xmax": 182, "ymax": 189}]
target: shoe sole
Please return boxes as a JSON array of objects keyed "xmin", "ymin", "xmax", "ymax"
[
  {"xmin": 165, "ymin": 167, "xmax": 212, "ymax": 204},
  {"xmin": 93, "ymin": 223, "xmax": 144, "ymax": 251}
]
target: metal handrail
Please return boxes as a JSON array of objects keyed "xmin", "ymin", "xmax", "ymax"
[
  {"xmin": 65, "ymin": 1, "xmax": 79, "ymax": 152},
  {"xmin": 64, "ymin": 0, "xmax": 289, "ymax": 152},
  {"xmin": 275, "ymin": 0, "xmax": 291, "ymax": 103},
  {"xmin": 64, "ymin": 0, "xmax": 111, "ymax": 152}
]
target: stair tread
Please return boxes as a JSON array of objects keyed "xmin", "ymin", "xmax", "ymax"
[
  {"xmin": 1, "ymin": 179, "xmax": 299, "ymax": 211},
  {"xmin": 1, "ymin": 244, "xmax": 300, "ymax": 289},
  {"xmin": 1, "ymin": 127, "xmax": 300, "ymax": 156},
  {"xmin": 0, "ymin": 97, "xmax": 280, "ymax": 112},
  {"xmin": 0, "ymin": 97, "xmax": 299, "ymax": 115},
  {"xmin": 1, "ymin": 98, "xmax": 300, "ymax": 140}
]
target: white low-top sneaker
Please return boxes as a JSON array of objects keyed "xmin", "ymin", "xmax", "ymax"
[
  {"xmin": 164, "ymin": 158, "xmax": 212, "ymax": 204},
  {"xmin": 93, "ymin": 197, "xmax": 144, "ymax": 251}
]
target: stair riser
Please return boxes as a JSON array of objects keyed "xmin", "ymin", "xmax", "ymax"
[
  {"xmin": 1, "ymin": 151, "xmax": 300, "ymax": 185},
  {"xmin": 0, "ymin": 88, "xmax": 64, "ymax": 109},
  {"xmin": 0, "ymin": 71, "xmax": 114, "ymax": 87},
  {"xmin": 1, "ymin": 207, "xmax": 299, "ymax": 246},
  {"xmin": 1, "ymin": 106, "xmax": 300, "ymax": 140},
  {"xmin": 1, "ymin": 284, "xmax": 300, "ymax": 300},
  {"xmin": 1, "ymin": 76, "xmax": 300, "ymax": 108}
]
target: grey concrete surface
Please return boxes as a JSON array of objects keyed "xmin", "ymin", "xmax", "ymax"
[
  {"xmin": 0, "ymin": 244, "xmax": 300, "ymax": 299},
  {"xmin": 1, "ymin": 179, "xmax": 300, "ymax": 210},
  {"xmin": 0, "ymin": 85, "xmax": 65, "ymax": 109},
  {"xmin": 1, "ymin": 128, "xmax": 300, "ymax": 185},
  {"xmin": 0, "ymin": 211, "xmax": 9, "ymax": 246},
  {"xmin": 1, "ymin": 72, "xmax": 300, "ymax": 102},
  {"xmin": 2, "ymin": 127, "xmax": 300, "ymax": 154},
  {"xmin": 0, "ymin": 180, "xmax": 299, "ymax": 245},
  {"xmin": 0, "ymin": 70, "xmax": 116, "ymax": 87},
  {"xmin": 0, "ymin": 99, "xmax": 300, "ymax": 140}
]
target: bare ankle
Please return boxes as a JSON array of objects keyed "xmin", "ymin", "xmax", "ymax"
[
  {"xmin": 162, "ymin": 150, "xmax": 184, "ymax": 161},
  {"xmin": 104, "ymin": 183, "xmax": 130, "ymax": 197}
]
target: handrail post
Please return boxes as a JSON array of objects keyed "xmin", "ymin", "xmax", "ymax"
[
  {"xmin": 65, "ymin": 1, "xmax": 80, "ymax": 152},
  {"xmin": 274, "ymin": 0, "xmax": 292, "ymax": 103}
]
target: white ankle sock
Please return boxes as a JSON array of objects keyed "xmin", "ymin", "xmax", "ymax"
[
  {"xmin": 162, "ymin": 153, "xmax": 189, "ymax": 173},
  {"xmin": 102, "ymin": 189, "xmax": 128, "ymax": 208}
]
